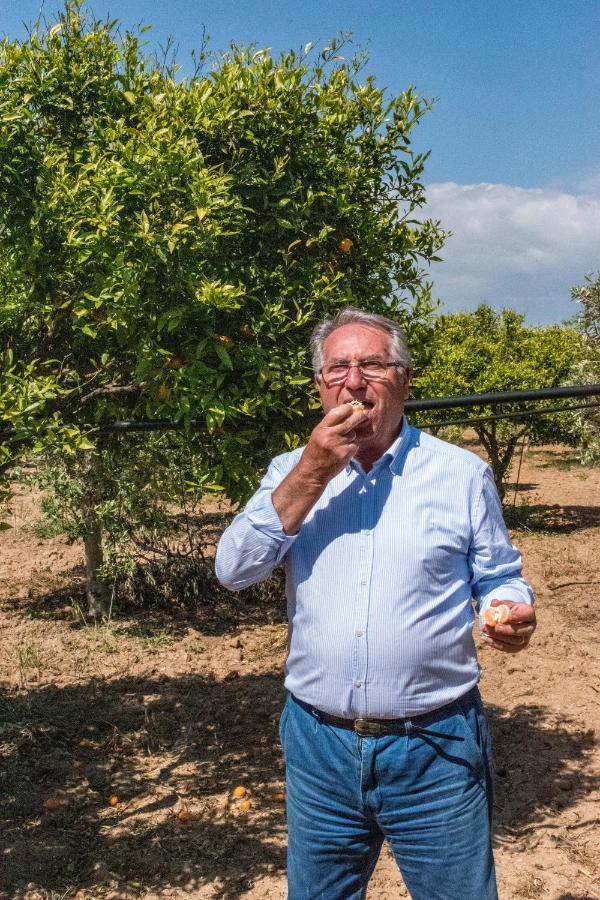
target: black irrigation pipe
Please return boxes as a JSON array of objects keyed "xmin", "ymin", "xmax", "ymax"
[
  {"xmin": 416, "ymin": 399, "xmax": 600, "ymax": 430},
  {"xmin": 404, "ymin": 382, "xmax": 600, "ymax": 412},
  {"xmin": 1, "ymin": 383, "xmax": 599, "ymax": 438}
]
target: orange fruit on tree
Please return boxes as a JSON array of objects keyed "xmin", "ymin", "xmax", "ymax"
[
  {"xmin": 338, "ymin": 237, "xmax": 353, "ymax": 253},
  {"xmin": 238, "ymin": 799, "xmax": 252, "ymax": 812},
  {"xmin": 157, "ymin": 384, "xmax": 171, "ymax": 401},
  {"xmin": 232, "ymin": 785, "xmax": 247, "ymax": 799},
  {"xmin": 218, "ymin": 334, "xmax": 232, "ymax": 344},
  {"xmin": 108, "ymin": 795, "xmax": 119, "ymax": 807}
]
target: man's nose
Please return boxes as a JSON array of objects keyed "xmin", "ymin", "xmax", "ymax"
[{"xmin": 345, "ymin": 364, "xmax": 367, "ymax": 388}]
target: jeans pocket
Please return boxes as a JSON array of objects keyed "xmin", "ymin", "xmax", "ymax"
[
  {"xmin": 454, "ymin": 699, "xmax": 485, "ymax": 775},
  {"xmin": 278, "ymin": 694, "xmax": 291, "ymax": 748},
  {"xmin": 458, "ymin": 693, "xmax": 495, "ymax": 824}
]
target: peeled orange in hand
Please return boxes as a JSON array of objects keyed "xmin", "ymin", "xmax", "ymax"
[{"xmin": 483, "ymin": 605, "xmax": 510, "ymax": 627}]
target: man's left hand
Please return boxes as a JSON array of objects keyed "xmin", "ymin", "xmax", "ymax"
[{"xmin": 482, "ymin": 600, "xmax": 536, "ymax": 653}]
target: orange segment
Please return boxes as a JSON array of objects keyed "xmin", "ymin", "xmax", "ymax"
[{"xmin": 482, "ymin": 604, "xmax": 510, "ymax": 627}]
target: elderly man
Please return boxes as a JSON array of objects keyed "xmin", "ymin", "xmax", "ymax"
[{"xmin": 216, "ymin": 307, "xmax": 536, "ymax": 900}]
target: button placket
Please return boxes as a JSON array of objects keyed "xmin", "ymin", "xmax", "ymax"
[{"xmin": 352, "ymin": 474, "xmax": 375, "ymax": 716}]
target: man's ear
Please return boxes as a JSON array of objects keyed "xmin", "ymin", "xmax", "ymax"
[{"xmin": 315, "ymin": 374, "xmax": 326, "ymax": 405}]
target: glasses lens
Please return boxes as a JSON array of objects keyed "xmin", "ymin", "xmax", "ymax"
[
  {"xmin": 361, "ymin": 362, "xmax": 388, "ymax": 379},
  {"xmin": 323, "ymin": 364, "xmax": 349, "ymax": 384}
]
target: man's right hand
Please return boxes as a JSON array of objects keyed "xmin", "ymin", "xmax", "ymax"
[
  {"xmin": 298, "ymin": 404, "xmax": 368, "ymax": 486},
  {"xmin": 272, "ymin": 404, "xmax": 367, "ymax": 535}
]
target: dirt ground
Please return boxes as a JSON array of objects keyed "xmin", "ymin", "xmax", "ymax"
[{"xmin": 0, "ymin": 442, "xmax": 598, "ymax": 900}]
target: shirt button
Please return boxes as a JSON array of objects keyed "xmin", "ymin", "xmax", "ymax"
[
  {"xmin": 355, "ymin": 681, "xmax": 363, "ymax": 688},
  {"xmin": 360, "ymin": 578, "xmax": 367, "ymax": 586},
  {"xmin": 355, "ymin": 630, "xmax": 363, "ymax": 637}
]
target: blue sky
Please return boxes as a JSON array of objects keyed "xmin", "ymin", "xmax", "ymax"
[{"xmin": 2, "ymin": 0, "xmax": 600, "ymax": 323}]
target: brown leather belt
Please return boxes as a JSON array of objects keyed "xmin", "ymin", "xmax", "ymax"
[
  {"xmin": 292, "ymin": 695, "xmax": 411, "ymax": 736},
  {"xmin": 320, "ymin": 713, "xmax": 409, "ymax": 737},
  {"xmin": 291, "ymin": 693, "xmax": 467, "ymax": 740}
]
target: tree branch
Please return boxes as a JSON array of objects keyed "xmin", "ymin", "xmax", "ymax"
[{"xmin": 79, "ymin": 382, "xmax": 146, "ymax": 404}]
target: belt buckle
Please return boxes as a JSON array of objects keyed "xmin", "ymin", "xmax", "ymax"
[{"xmin": 354, "ymin": 718, "xmax": 383, "ymax": 737}]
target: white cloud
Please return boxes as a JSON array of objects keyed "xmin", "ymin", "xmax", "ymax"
[{"xmin": 422, "ymin": 181, "xmax": 600, "ymax": 323}]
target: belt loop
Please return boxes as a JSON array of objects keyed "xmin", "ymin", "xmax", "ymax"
[{"xmin": 404, "ymin": 717, "xmax": 413, "ymax": 736}]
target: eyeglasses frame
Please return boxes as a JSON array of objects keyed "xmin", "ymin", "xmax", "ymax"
[{"xmin": 317, "ymin": 360, "xmax": 406, "ymax": 387}]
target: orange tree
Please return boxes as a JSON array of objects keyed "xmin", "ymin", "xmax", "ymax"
[
  {"xmin": 413, "ymin": 305, "xmax": 583, "ymax": 499},
  {"xmin": 0, "ymin": 1, "xmax": 444, "ymax": 612}
]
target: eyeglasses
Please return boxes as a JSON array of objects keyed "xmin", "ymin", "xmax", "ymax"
[{"xmin": 319, "ymin": 359, "xmax": 404, "ymax": 386}]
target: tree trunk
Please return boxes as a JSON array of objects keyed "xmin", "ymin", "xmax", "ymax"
[
  {"xmin": 477, "ymin": 425, "xmax": 526, "ymax": 502},
  {"xmin": 84, "ymin": 514, "xmax": 111, "ymax": 618}
]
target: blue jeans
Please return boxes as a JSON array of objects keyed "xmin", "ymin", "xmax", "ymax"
[{"xmin": 279, "ymin": 687, "xmax": 497, "ymax": 900}]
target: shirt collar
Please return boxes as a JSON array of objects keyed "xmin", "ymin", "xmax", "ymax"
[{"xmin": 346, "ymin": 416, "xmax": 415, "ymax": 476}]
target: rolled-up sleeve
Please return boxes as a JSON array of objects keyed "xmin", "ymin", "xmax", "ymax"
[
  {"xmin": 469, "ymin": 467, "xmax": 535, "ymax": 617},
  {"xmin": 215, "ymin": 457, "xmax": 298, "ymax": 590}
]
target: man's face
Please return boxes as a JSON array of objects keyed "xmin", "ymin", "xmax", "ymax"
[{"xmin": 316, "ymin": 323, "xmax": 409, "ymax": 462}]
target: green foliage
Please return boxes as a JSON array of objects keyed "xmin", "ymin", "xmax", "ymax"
[
  {"xmin": 571, "ymin": 273, "xmax": 600, "ymax": 463},
  {"xmin": 0, "ymin": 1, "xmax": 444, "ymax": 591},
  {"xmin": 30, "ymin": 432, "xmax": 218, "ymax": 579},
  {"xmin": 414, "ymin": 305, "xmax": 583, "ymax": 498}
]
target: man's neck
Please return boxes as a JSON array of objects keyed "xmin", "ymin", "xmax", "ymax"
[{"xmin": 354, "ymin": 420, "xmax": 404, "ymax": 473}]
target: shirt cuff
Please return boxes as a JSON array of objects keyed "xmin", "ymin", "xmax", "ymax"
[{"xmin": 246, "ymin": 491, "xmax": 298, "ymax": 544}]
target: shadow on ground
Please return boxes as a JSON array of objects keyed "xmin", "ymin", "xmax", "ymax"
[
  {"xmin": 0, "ymin": 672, "xmax": 287, "ymax": 898},
  {"xmin": 504, "ymin": 503, "xmax": 600, "ymax": 533},
  {"xmin": 489, "ymin": 702, "xmax": 598, "ymax": 839},
  {"xmin": 3, "ymin": 556, "xmax": 287, "ymax": 639},
  {"xmin": 556, "ymin": 895, "xmax": 599, "ymax": 899},
  {"xmin": 504, "ymin": 482, "xmax": 539, "ymax": 493},
  {"xmin": 1, "ymin": 674, "xmax": 598, "ymax": 898}
]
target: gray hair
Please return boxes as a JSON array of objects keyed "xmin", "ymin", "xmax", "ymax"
[{"xmin": 310, "ymin": 306, "xmax": 412, "ymax": 375}]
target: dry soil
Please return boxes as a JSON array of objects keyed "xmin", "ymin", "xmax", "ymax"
[{"xmin": 0, "ymin": 443, "xmax": 598, "ymax": 900}]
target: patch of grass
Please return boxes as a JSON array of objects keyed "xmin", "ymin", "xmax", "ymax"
[
  {"xmin": 17, "ymin": 641, "xmax": 43, "ymax": 670},
  {"xmin": 138, "ymin": 630, "xmax": 175, "ymax": 651},
  {"xmin": 143, "ymin": 707, "xmax": 168, "ymax": 754},
  {"xmin": 532, "ymin": 448, "xmax": 585, "ymax": 472},
  {"xmin": 504, "ymin": 504, "xmax": 552, "ymax": 534},
  {"xmin": 513, "ymin": 874, "xmax": 546, "ymax": 898},
  {"xmin": 124, "ymin": 624, "xmax": 177, "ymax": 652},
  {"xmin": 29, "ymin": 515, "xmax": 68, "ymax": 540},
  {"xmin": 16, "ymin": 641, "xmax": 45, "ymax": 686},
  {"xmin": 550, "ymin": 459, "xmax": 581, "ymax": 471},
  {"xmin": 98, "ymin": 637, "xmax": 118, "ymax": 655}
]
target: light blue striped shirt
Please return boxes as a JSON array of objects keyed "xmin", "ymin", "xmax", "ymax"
[{"xmin": 216, "ymin": 419, "xmax": 534, "ymax": 718}]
